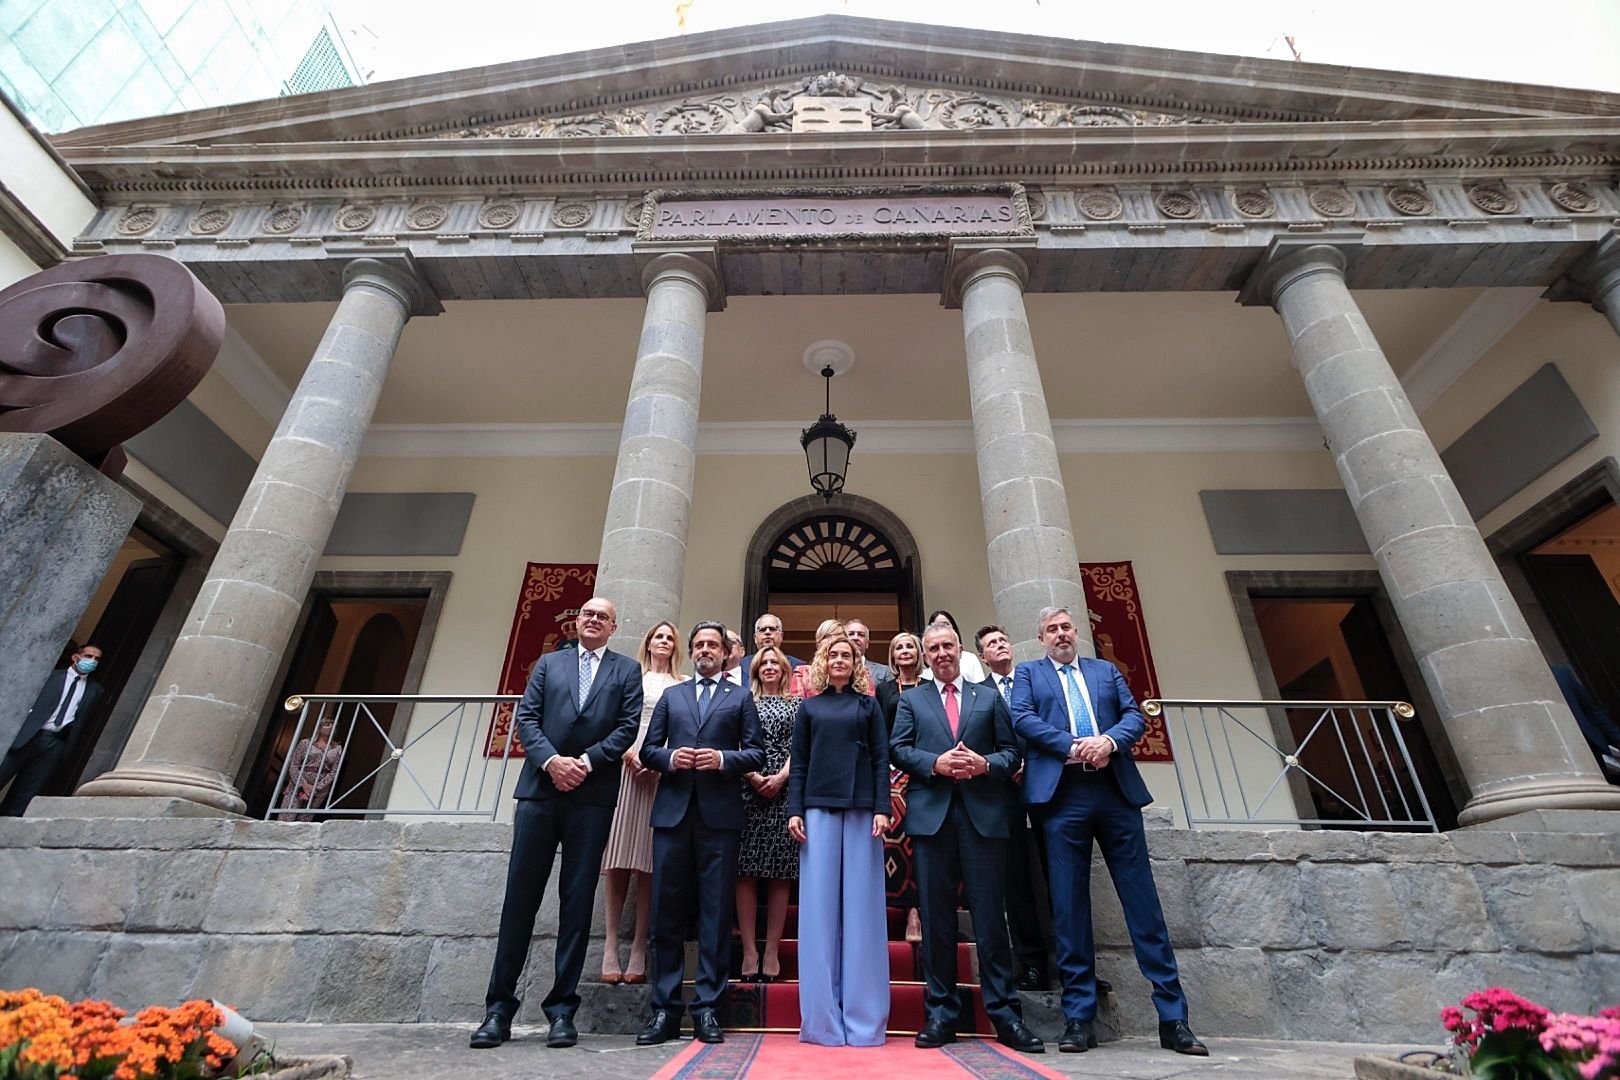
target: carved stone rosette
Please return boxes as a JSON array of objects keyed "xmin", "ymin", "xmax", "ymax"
[
  {"xmin": 1385, "ymin": 186, "xmax": 1434, "ymax": 216},
  {"xmin": 262, "ymin": 205, "xmax": 304, "ymax": 234},
  {"xmin": 1077, "ymin": 189, "xmax": 1124, "ymax": 221},
  {"xmin": 1232, "ymin": 189, "xmax": 1275, "ymax": 219},
  {"xmin": 334, "ymin": 204, "xmax": 377, "ymax": 232},
  {"xmin": 116, "ymin": 206, "xmax": 160, "ymax": 235},
  {"xmin": 1467, "ymin": 184, "xmax": 1519, "ymax": 215},
  {"xmin": 1025, "ymin": 188, "xmax": 1046, "ymax": 221},
  {"xmin": 187, "ymin": 206, "xmax": 233, "ymax": 235},
  {"xmin": 1308, "ymin": 188, "xmax": 1357, "ymax": 218},
  {"xmin": 406, "ymin": 203, "xmax": 448, "ymax": 231},
  {"xmin": 478, "ymin": 201, "xmax": 521, "ymax": 229},
  {"xmin": 551, "ymin": 202, "xmax": 593, "ymax": 228},
  {"xmin": 1547, "ymin": 182, "xmax": 1598, "ymax": 214},
  {"xmin": 1155, "ymin": 190, "xmax": 1201, "ymax": 220}
]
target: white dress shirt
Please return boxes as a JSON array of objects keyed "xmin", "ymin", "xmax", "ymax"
[{"xmin": 42, "ymin": 671, "xmax": 88, "ymax": 732}]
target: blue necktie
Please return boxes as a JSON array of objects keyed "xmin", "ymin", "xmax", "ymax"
[
  {"xmin": 998, "ymin": 676, "xmax": 1012, "ymax": 705},
  {"xmin": 1059, "ymin": 664, "xmax": 1096, "ymax": 738},
  {"xmin": 577, "ymin": 650, "xmax": 594, "ymax": 706},
  {"xmin": 698, "ymin": 678, "xmax": 716, "ymax": 720}
]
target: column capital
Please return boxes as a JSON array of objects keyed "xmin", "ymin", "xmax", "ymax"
[
  {"xmin": 337, "ymin": 254, "xmax": 442, "ymax": 318},
  {"xmin": 1237, "ymin": 234, "xmax": 1363, "ymax": 309},
  {"xmin": 942, "ymin": 238, "xmax": 1036, "ymax": 309},
  {"xmin": 633, "ymin": 241, "xmax": 725, "ymax": 312},
  {"xmin": 1545, "ymin": 230, "xmax": 1620, "ymax": 311}
]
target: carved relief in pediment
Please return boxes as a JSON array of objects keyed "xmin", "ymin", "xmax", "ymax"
[{"xmin": 446, "ymin": 71, "xmax": 1230, "ymax": 139}]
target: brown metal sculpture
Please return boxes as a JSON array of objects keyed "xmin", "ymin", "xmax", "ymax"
[{"xmin": 0, "ymin": 254, "xmax": 225, "ymax": 471}]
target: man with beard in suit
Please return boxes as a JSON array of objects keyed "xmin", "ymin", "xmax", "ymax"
[{"xmin": 636, "ymin": 621, "xmax": 765, "ymax": 1045}]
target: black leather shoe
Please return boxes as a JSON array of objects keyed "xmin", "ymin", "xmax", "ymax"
[
  {"xmin": 1058, "ymin": 1019, "xmax": 1097, "ymax": 1053},
  {"xmin": 1016, "ymin": 966, "xmax": 1049, "ymax": 992},
  {"xmin": 1159, "ymin": 1020, "xmax": 1208, "ymax": 1056},
  {"xmin": 636, "ymin": 1009, "xmax": 682, "ymax": 1046},
  {"xmin": 693, "ymin": 1010, "xmax": 725, "ymax": 1044},
  {"xmin": 914, "ymin": 1020, "xmax": 956, "ymax": 1048},
  {"xmin": 996, "ymin": 1021, "xmax": 1045, "ymax": 1054},
  {"xmin": 1097, "ymin": 978, "xmax": 1114, "ymax": 996},
  {"xmin": 468, "ymin": 1012, "xmax": 510, "ymax": 1049},
  {"xmin": 546, "ymin": 1015, "xmax": 578, "ymax": 1048}
]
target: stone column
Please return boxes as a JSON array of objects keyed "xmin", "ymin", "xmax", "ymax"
[
  {"xmin": 945, "ymin": 241, "xmax": 1093, "ymax": 660},
  {"xmin": 77, "ymin": 258, "xmax": 439, "ymax": 815},
  {"xmin": 1564, "ymin": 232, "xmax": 1620, "ymax": 341},
  {"xmin": 1243, "ymin": 240, "xmax": 1620, "ymax": 827},
  {"xmin": 596, "ymin": 246, "xmax": 723, "ymax": 655}
]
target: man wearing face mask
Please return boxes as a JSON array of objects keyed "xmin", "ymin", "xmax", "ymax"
[{"xmin": 1, "ymin": 644, "xmax": 105, "ymax": 816}]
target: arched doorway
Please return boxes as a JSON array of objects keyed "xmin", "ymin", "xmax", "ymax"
[{"xmin": 742, "ymin": 495, "xmax": 923, "ymax": 660}]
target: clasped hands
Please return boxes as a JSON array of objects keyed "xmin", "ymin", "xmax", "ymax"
[
  {"xmin": 746, "ymin": 769, "xmax": 788, "ymax": 799},
  {"xmin": 932, "ymin": 741, "xmax": 989, "ymax": 780},
  {"xmin": 670, "ymin": 746, "xmax": 725, "ymax": 771},
  {"xmin": 1067, "ymin": 735, "xmax": 1114, "ymax": 769},
  {"xmin": 544, "ymin": 754, "xmax": 590, "ymax": 791}
]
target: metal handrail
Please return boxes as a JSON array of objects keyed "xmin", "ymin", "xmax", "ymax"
[
  {"xmin": 267, "ymin": 692, "xmax": 525, "ymax": 820},
  {"xmin": 1142, "ymin": 697, "xmax": 1437, "ymax": 832}
]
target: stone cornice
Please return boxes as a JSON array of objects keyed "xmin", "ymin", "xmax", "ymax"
[
  {"xmin": 48, "ymin": 16, "xmax": 1620, "ymax": 150},
  {"xmin": 62, "ymin": 117, "xmax": 1620, "ymax": 197}
]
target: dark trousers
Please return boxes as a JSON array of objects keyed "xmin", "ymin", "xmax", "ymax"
[
  {"xmin": 0, "ymin": 729, "xmax": 72, "ymax": 817},
  {"xmin": 912, "ymin": 794, "xmax": 1019, "ymax": 1031},
  {"xmin": 1036, "ymin": 768, "xmax": 1186, "ymax": 1024},
  {"xmin": 649, "ymin": 803, "xmax": 740, "ymax": 1015},
  {"xmin": 1004, "ymin": 805, "xmax": 1052, "ymax": 974},
  {"xmin": 485, "ymin": 795, "xmax": 614, "ymax": 1021}
]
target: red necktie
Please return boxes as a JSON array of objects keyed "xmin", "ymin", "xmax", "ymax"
[{"xmin": 943, "ymin": 682, "xmax": 960, "ymax": 739}]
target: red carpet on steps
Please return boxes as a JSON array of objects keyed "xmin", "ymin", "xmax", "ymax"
[
  {"xmin": 716, "ymin": 905, "xmax": 993, "ymax": 1036},
  {"xmin": 649, "ymin": 1033, "xmax": 1066, "ymax": 1080}
]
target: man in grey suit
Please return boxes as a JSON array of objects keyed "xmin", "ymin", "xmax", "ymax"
[
  {"xmin": 845, "ymin": 619, "xmax": 891, "ymax": 684},
  {"xmin": 1, "ymin": 644, "xmax": 104, "ymax": 816},
  {"xmin": 891, "ymin": 624, "xmax": 1042, "ymax": 1054},
  {"xmin": 473, "ymin": 597, "xmax": 642, "ymax": 1051}
]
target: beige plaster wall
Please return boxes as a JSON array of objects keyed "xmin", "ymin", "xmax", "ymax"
[
  {"xmin": 0, "ymin": 232, "xmax": 40, "ymax": 286},
  {"xmin": 1426, "ymin": 300, "xmax": 1620, "ymax": 538}
]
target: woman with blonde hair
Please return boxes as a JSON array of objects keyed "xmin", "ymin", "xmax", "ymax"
[
  {"xmin": 788, "ymin": 629, "xmax": 891, "ymax": 1045},
  {"xmin": 599, "ymin": 620, "xmax": 684, "ymax": 984},
  {"xmin": 791, "ymin": 618, "xmax": 876, "ymax": 697},
  {"xmin": 735, "ymin": 644, "xmax": 800, "ymax": 981}
]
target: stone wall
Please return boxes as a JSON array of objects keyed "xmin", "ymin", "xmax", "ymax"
[{"xmin": 0, "ymin": 816, "xmax": 1614, "ymax": 1042}]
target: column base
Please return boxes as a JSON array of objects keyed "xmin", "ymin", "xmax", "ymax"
[
  {"xmin": 23, "ymin": 795, "xmax": 247, "ymax": 820},
  {"xmin": 75, "ymin": 765, "xmax": 248, "ymax": 816},
  {"xmin": 1455, "ymin": 779, "xmax": 1620, "ymax": 828},
  {"xmin": 1455, "ymin": 808, "xmax": 1620, "ymax": 833}
]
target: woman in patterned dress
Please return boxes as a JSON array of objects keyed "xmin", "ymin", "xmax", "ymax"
[
  {"xmin": 735, "ymin": 645, "xmax": 800, "ymax": 981},
  {"xmin": 278, "ymin": 715, "xmax": 343, "ymax": 821},
  {"xmin": 875, "ymin": 632, "xmax": 926, "ymax": 943},
  {"xmin": 599, "ymin": 620, "xmax": 683, "ymax": 984}
]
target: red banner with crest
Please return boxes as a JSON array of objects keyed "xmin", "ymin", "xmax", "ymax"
[
  {"xmin": 484, "ymin": 562, "xmax": 598, "ymax": 757},
  {"xmin": 1081, "ymin": 561, "xmax": 1172, "ymax": 762}
]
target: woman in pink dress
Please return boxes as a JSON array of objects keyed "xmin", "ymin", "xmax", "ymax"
[{"xmin": 600, "ymin": 621, "xmax": 683, "ymax": 984}]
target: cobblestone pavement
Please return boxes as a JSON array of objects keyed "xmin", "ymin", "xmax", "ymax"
[{"xmin": 258, "ymin": 1023, "xmax": 1422, "ymax": 1079}]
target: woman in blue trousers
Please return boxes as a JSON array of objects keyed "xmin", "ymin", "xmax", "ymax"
[{"xmin": 787, "ymin": 630, "xmax": 892, "ymax": 1046}]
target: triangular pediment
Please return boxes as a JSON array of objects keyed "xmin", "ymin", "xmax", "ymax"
[{"xmin": 50, "ymin": 15, "xmax": 1620, "ymax": 150}]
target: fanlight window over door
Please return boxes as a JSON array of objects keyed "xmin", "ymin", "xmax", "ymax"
[{"xmin": 770, "ymin": 515, "xmax": 897, "ymax": 572}]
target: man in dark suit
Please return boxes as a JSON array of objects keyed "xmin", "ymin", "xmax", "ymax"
[
  {"xmin": 472, "ymin": 597, "xmax": 642, "ymax": 1051},
  {"xmin": 1011, "ymin": 606, "xmax": 1206, "ymax": 1057},
  {"xmin": 891, "ymin": 624, "xmax": 1043, "ymax": 1054},
  {"xmin": 1, "ymin": 644, "xmax": 104, "ymax": 816},
  {"xmin": 1551, "ymin": 665, "xmax": 1620, "ymax": 782},
  {"xmin": 636, "ymin": 621, "xmax": 765, "ymax": 1046},
  {"xmin": 976, "ymin": 624, "xmax": 1054, "ymax": 992},
  {"xmin": 739, "ymin": 613, "xmax": 804, "ymax": 683}
]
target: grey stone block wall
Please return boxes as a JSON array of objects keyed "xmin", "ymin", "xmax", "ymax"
[{"xmin": 0, "ymin": 818, "xmax": 1615, "ymax": 1043}]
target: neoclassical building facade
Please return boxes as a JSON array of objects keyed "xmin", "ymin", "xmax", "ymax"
[
  {"xmin": 3, "ymin": 15, "xmax": 1620, "ymax": 1038},
  {"xmin": 6, "ymin": 15, "xmax": 1620, "ymax": 830}
]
